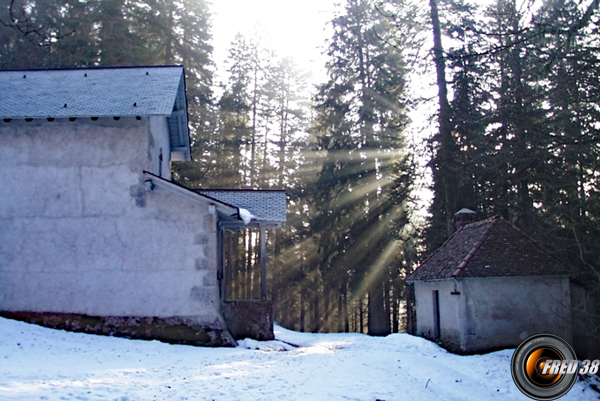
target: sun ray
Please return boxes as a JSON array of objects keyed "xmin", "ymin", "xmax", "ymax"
[{"xmin": 355, "ymin": 240, "xmax": 400, "ymax": 300}]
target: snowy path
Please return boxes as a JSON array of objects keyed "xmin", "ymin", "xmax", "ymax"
[{"xmin": 0, "ymin": 317, "xmax": 597, "ymax": 401}]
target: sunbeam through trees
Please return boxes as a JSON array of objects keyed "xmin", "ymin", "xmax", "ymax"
[{"xmin": 2, "ymin": 0, "xmax": 599, "ymax": 340}]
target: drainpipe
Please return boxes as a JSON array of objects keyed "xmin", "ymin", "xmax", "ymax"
[
  {"xmin": 208, "ymin": 205, "xmax": 217, "ymax": 227},
  {"xmin": 260, "ymin": 225, "xmax": 267, "ymax": 300}
]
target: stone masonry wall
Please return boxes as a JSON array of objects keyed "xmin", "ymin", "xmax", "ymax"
[{"xmin": 0, "ymin": 117, "xmax": 232, "ymax": 345}]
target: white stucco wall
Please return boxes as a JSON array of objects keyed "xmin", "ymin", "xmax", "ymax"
[
  {"xmin": 0, "ymin": 118, "xmax": 221, "ymax": 327},
  {"xmin": 414, "ymin": 276, "xmax": 572, "ymax": 353},
  {"xmin": 461, "ymin": 276, "xmax": 572, "ymax": 352},
  {"xmin": 148, "ymin": 116, "xmax": 172, "ymax": 180},
  {"xmin": 414, "ymin": 280, "xmax": 463, "ymax": 347}
]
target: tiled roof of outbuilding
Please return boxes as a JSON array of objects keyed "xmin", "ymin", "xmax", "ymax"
[
  {"xmin": 196, "ymin": 190, "xmax": 287, "ymax": 223},
  {"xmin": 407, "ymin": 216, "xmax": 575, "ymax": 281},
  {"xmin": 0, "ymin": 66, "xmax": 185, "ymax": 118}
]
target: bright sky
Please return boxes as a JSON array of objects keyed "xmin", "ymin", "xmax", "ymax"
[
  {"xmin": 210, "ymin": 0, "xmax": 435, "ymax": 213},
  {"xmin": 210, "ymin": 0, "xmax": 339, "ymax": 86}
]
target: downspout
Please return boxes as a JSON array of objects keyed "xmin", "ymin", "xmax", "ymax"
[{"xmin": 260, "ymin": 224, "xmax": 268, "ymax": 300}]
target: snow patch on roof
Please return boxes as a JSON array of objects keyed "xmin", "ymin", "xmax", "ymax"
[
  {"xmin": 239, "ymin": 208, "xmax": 255, "ymax": 225},
  {"xmin": 196, "ymin": 190, "xmax": 286, "ymax": 222}
]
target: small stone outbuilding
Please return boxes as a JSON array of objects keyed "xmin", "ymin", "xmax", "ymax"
[
  {"xmin": 407, "ymin": 214, "xmax": 575, "ymax": 354},
  {"xmin": 0, "ymin": 66, "xmax": 285, "ymax": 345}
]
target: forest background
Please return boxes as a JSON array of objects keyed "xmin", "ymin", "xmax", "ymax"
[{"xmin": 1, "ymin": 0, "xmax": 599, "ymax": 337}]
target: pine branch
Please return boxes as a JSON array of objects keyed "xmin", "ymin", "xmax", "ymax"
[{"xmin": 1, "ymin": 0, "xmax": 75, "ymax": 47}]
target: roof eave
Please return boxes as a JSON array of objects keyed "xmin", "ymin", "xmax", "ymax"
[
  {"xmin": 408, "ymin": 272, "xmax": 575, "ymax": 283},
  {"xmin": 178, "ymin": 70, "xmax": 192, "ymax": 161},
  {"xmin": 406, "ymin": 275, "xmax": 459, "ymax": 283},
  {"xmin": 1, "ymin": 114, "xmax": 172, "ymax": 120},
  {"xmin": 143, "ymin": 172, "xmax": 239, "ymax": 218},
  {"xmin": 219, "ymin": 219, "xmax": 285, "ymax": 229}
]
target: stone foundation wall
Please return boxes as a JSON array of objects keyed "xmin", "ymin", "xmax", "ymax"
[
  {"xmin": 222, "ymin": 301, "xmax": 274, "ymax": 341},
  {"xmin": 1, "ymin": 311, "xmax": 235, "ymax": 347}
]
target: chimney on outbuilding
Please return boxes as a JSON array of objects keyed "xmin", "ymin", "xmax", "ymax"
[{"xmin": 454, "ymin": 208, "xmax": 477, "ymax": 230}]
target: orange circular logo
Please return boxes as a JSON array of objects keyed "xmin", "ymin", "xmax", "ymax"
[{"xmin": 511, "ymin": 334, "xmax": 578, "ymax": 400}]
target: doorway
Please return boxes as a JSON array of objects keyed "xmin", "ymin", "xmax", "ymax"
[{"xmin": 433, "ymin": 290, "xmax": 440, "ymax": 340}]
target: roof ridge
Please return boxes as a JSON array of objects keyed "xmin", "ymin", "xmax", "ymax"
[
  {"xmin": 408, "ymin": 216, "xmax": 493, "ymax": 280},
  {"xmin": 461, "ymin": 215, "xmax": 497, "ymax": 229},
  {"xmin": 196, "ymin": 188, "xmax": 286, "ymax": 193},
  {"xmin": 452, "ymin": 216, "xmax": 500, "ymax": 277},
  {"xmin": 0, "ymin": 65, "xmax": 184, "ymax": 73},
  {"xmin": 409, "ymin": 221, "xmax": 467, "ymax": 278}
]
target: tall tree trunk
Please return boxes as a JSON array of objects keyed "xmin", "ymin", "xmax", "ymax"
[
  {"xmin": 164, "ymin": 1, "xmax": 175, "ymax": 65},
  {"xmin": 430, "ymin": 0, "xmax": 458, "ymax": 235},
  {"xmin": 278, "ymin": 73, "xmax": 289, "ymax": 189},
  {"xmin": 323, "ymin": 289, "xmax": 331, "ymax": 332},
  {"xmin": 261, "ymin": 111, "xmax": 270, "ymax": 186},
  {"xmin": 392, "ymin": 289, "xmax": 399, "ymax": 333},
  {"xmin": 384, "ymin": 273, "xmax": 391, "ymax": 331},
  {"xmin": 300, "ymin": 283, "xmax": 306, "ymax": 332},
  {"xmin": 271, "ymin": 69, "xmax": 289, "ymax": 317},
  {"xmin": 344, "ymin": 284, "xmax": 350, "ymax": 332},
  {"xmin": 405, "ymin": 284, "xmax": 416, "ymax": 335},
  {"xmin": 338, "ymin": 290, "xmax": 344, "ymax": 332},
  {"xmin": 313, "ymin": 286, "xmax": 320, "ymax": 332},
  {"xmin": 368, "ymin": 281, "xmax": 390, "ymax": 335},
  {"xmin": 98, "ymin": 0, "xmax": 127, "ymax": 65},
  {"xmin": 250, "ymin": 44, "xmax": 259, "ymax": 187},
  {"xmin": 359, "ymin": 297, "xmax": 364, "ymax": 333},
  {"xmin": 355, "ymin": 4, "xmax": 390, "ymax": 337}
]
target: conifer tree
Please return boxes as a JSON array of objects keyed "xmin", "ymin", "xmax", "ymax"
[{"xmin": 312, "ymin": 0, "xmax": 413, "ymax": 335}]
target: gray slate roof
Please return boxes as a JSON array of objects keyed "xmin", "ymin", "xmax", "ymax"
[
  {"xmin": 407, "ymin": 217, "xmax": 575, "ymax": 281},
  {"xmin": 196, "ymin": 190, "xmax": 287, "ymax": 223},
  {"xmin": 0, "ymin": 66, "xmax": 185, "ymax": 118}
]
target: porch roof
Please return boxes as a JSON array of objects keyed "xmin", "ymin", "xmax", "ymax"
[
  {"xmin": 143, "ymin": 172, "xmax": 286, "ymax": 226},
  {"xmin": 195, "ymin": 190, "xmax": 286, "ymax": 224}
]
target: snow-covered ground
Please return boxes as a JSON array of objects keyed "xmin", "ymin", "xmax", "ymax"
[{"xmin": 0, "ymin": 318, "xmax": 598, "ymax": 401}]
